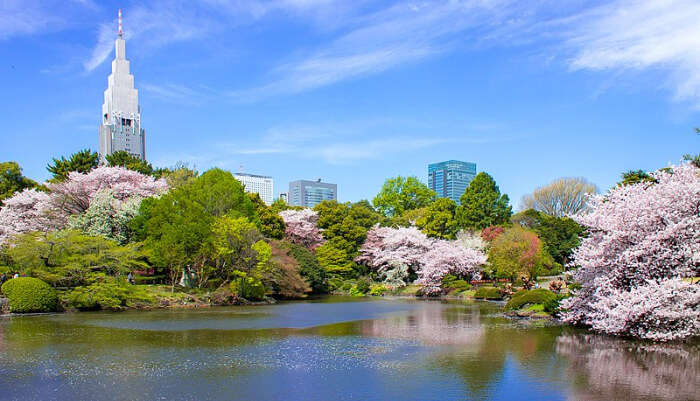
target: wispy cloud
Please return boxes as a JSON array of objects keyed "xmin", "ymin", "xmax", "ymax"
[
  {"xmin": 0, "ymin": 1, "xmax": 65, "ymax": 40},
  {"xmin": 562, "ymin": 0, "xmax": 700, "ymax": 107}
]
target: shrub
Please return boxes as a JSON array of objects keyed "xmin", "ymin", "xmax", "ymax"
[
  {"xmin": 505, "ymin": 289, "xmax": 557, "ymax": 311},
  {"xmin": 341, "ymin": 282, "xmax": 353, "ymax": 291},
  {"xmin": 328, "ymin": 277, "xmax": 343, "ymax": 291},
  {"xmin": 543, "ymin": 294, "xmax": 569, "ymax": 315},
  {"xmin": 68, "ymin": 282, "xmax": 154, "ymax": 310},
  {"xmin": 369, "ymin": 284, "xmax": 388, "ymax": 296},
  {"xmin": 473, "ymin": 286, "xmax": 503, "ymax": 300},
  {"xmin": 356, "ymin": 277, "xmax": 371, "ymax": 294},
  {"xmin": 287, "ymin": 243, "xmax": 328, "ymax": 293},
  {"xmin": 1, "ymin": 277, "xmax": 58, "ymax": 313},
  {"xmin": 230, "ymin": 273, "xmax": 266, "ymax": 301},
  {"xmin": 348, "ymin": 286, "xmax": 365, "ymax": 297}
]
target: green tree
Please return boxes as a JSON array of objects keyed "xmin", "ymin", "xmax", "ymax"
[
  {"xmin": 286, "ymin": 242, "xmax": 328, "ymax": 293},
  {"xmin": 46, "ymin": 149, "xmax": 99, "ymax": 182},
  {"xmin": 372, "ymin": 176, "xmax": 436, "ymax": 217},
  {"xmin": 133, "ymin": 168, "xmax": 258, "ymax": 289},
  {"xmin": 512, "ymin": 209, "xmax": 584, "ymax": 266},
  {"xmin": 618, "ymin": 169, "xmax": 656, "ymax": 186},
  {"xmin": 5, "ymin": 230, "xmax": 146, "ymax": 287},
  {"xmin": 210, "ymin": 215, "xmax": 263, "ymax": 278},
  {"xmin": 315, "ymin": 241, "xmax": 355, "ymax": 276},
  {"xmin": 313, "ymin": 200, "xmax": 380, "ymax": 276},
  {"xmin": 247, "ymin": 192, "xmax": 286, "ymax": 239},
  {"xmin": 415, "ymin": 198, "xmax": 458, "ymax": 239},
  {"xmin": 156, "ymin": 163, "xmax": 199, "ymax": 188},
  {"xmin": 456, "ymin": 172, "xmax": 512, "ymax": 230},
  {"xmin": 487, "ymin": 226, "xmax": 549, "ymax": 281},
  {"xmin": 0, "ymin": 161, "xmax": 38, "ymax": 206},
  {"xmin": 682, "ymin": 153, "xmax": 700, "ymax": 168},
  {"xmin": 105, "ymin": 150, "xmax": 154, "ymax": 175}
]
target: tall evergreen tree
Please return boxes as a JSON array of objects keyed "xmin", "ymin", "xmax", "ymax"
[
  {"xmin": 105, "ymin": 150, "xmax": 154, "ymax": 176},
  {"xmin": 46, "ymin": 149, "xmax": 99, "ymax": 182},
  {"xmin": 456, "ymin": 172, "xmax": 512, "ymax": 230}
]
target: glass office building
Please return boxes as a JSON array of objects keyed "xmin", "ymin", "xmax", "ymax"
[
  {"xmin": 289, "ymin": 179, "xmax": 337, "ymax": 208},
  {"xmin": 428, "ymin": 160, "xmax": 477, "ymax": 204}
]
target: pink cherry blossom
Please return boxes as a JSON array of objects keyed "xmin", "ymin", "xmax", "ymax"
[
  {"xmin": 0, "ymin": 167, "xmax": 167, "ymax": 243},
  {"xmin": 561, "ymin": 163, "xmax": 700, "ymax": 341},
  {"xmin": 279, "ymin": 209, "xmax": 325, "ymax": 249}
]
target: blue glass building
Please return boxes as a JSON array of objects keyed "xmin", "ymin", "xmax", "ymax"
[
  {"xmin": 289, "ymin": 179, "xmax": 337, "ymax": 208},
  {"xmin": 428, "ymin": 160, "xmax": 477, "ymax": 204}
]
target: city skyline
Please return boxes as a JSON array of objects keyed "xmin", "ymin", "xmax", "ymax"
[{"xmin": 1, "ymin": 1, "xmax": 698, "ymax": 208}]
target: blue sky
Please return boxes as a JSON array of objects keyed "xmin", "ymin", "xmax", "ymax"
[{"xmin": 1, "ymin": 0, "xmax": 699, "ymax": 207}]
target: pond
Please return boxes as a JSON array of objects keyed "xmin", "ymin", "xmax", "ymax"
[{"xmin": 0, "ymin": 297, "xmax": 698, "ymax": 401}]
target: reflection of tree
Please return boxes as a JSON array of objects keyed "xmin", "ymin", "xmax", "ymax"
[
  {"xmin": 360, "ymin": 302, "xmax": 485, "ymax": 345},
  {"xmin": 556, "ymin": 333, "xmax": 700, "ymax": 401}
]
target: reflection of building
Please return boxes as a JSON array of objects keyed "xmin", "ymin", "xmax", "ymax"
[
  {"xmin": 234, "ymin": 173, "xmax": 274, "ymax": 205},
  {"xmin": 289, "ymin": 179, "xmax": 337, "ymax": 207},
  {"xmin": 428, "ymin": 160, "xmax": 477, "ymax": 204},
  {"xmin": 98, "ymin": 9, "xmax": 146, "ymax": 163}
]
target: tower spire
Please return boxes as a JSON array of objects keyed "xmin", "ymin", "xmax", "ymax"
[{"xmin": 118, "ymin": 9, "xmax": 123, "ymax": 37}]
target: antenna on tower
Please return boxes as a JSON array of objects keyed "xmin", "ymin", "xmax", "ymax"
[{"xmin": 118, "ymin": 9, "xmax": 123, "ymax": 37}]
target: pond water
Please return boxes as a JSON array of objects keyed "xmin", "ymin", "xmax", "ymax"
[{"xmin": 0, "ymin": 297, "xmax": 698, "ymax": 401}]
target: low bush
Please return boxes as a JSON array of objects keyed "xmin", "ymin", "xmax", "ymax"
[
  {"xmin": 1, "ymin": 277, "xmax": 58, "ymax": 313},
  {"xmin": 543, "ymin": 294, "xmax": 570, "ymax": 315},
  {"xmin": 369, "ymin": 284, "xmax": 388, "ymax": 296},
  {"xmin": 505, "ymin": 288, "xmax": 557, "ymax": 311},
  {"xmin": 230, "ymin": 273, "xmax": 266, "ymax": 301},
  {"xmin": 348, "ymin": 286, "xmax": 365, "ymax": 297},
  {"xmin": 473, "ymin": 286, "xmax": 503, "ymax": 300},
  {"xmin": 341, "ymin": 282, "xmax": 353, "ymax": 291},
  {"xmin": 327, "ymin": 277, "xmax": 343, "ymax": 291},
  {"xmin": 67, "ymin": 282, "xmax": 154, "ymax": 310},
  {"xmin": 356, "ymin": 277, "xmax": 371, "ymax": 294}
]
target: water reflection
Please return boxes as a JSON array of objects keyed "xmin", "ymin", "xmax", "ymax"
[
  {"xmin": 556, "ymin": 333, "xmax": 700, "ymax": 401},
  {"xmin": 0, "ymin": 298, "xmax": 697, "ymax": 401}
]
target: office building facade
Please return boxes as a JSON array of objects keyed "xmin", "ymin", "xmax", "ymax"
[
  {"xmin": 234, "ymin": 173, "xmax": 274, "ymax": 205},
  {"xmin": 428, "ymin": 160, "xmax": 477, "ymax": 204},
  {"xmin": 289, "ymin": 179, "xmax": 337, "ymax": 208}
]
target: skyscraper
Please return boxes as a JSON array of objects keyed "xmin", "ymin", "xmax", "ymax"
[
  {"xmin": 428, "ymin": 160, "xmax": 477, "ymax": 204},
  {"xmin": 233, "ymin": 173, "xmax": 274, "ymax": 205},
  {"xmin": 289, "ymin": 179, "xmax": 337, "ymax": 208},
  {"xmin": 98, "ymin": 9, "xmax": 146, "ymax": 163}
]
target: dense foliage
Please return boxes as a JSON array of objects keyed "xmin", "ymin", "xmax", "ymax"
[
  {"xmin": 504, "ymin": 289, "xmax": 557, "ymax": 311},
  {"xmin": 456, "ymin": 172, "xmax": 512, "ymax": 230},
  {"xmin": 487, "ymin": 226, "xmax": 550, "ymax": 281},
  {"xmin": 372, "ymin": 176, "xmax": 436, "ymax": 217},
  {"xmin": 1, "ymin": 277, "xmax": 58, "ymax": 313},
  {"xmin": 0, "ymin": 161, "xmax": 38, "ymax": 207},
  {"xmin": 415, "ymin": 197, "xmax": 458, "ymax": 239},
  {"xmin": 511, "ymin": 209, "xmax": 584, "ymax": 266},
  {"xmin": 46, "ymin": 149, "xmax": 99, "ymax": 182},
  {"xmin": 561, "ymin": 163, "xmax": 700, "ymax": 341},
  {"xmin": 105, "ymin": 150, "xmax": 155, "ymax": 176}
]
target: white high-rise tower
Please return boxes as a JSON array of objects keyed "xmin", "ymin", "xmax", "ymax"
[{"xmin": 98, "ymin": 9, "xmax": 146, "ymax": 162}]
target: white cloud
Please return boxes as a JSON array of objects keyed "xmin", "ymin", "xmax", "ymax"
[{"xmin": 563, "ymin": 0, "xmax": 700, "ymax": 106}]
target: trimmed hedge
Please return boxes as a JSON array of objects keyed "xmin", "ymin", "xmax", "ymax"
[
  {"xmin": 505, "ymin": 289, "xmax": 557, "ymax": 311},
  {"xmin": 1, "ymin": 277, "xmax": 58, "ymax": 313},
  {"xmin": 473, "ymin": 286, "xmax": 503, "ymax": 300}
]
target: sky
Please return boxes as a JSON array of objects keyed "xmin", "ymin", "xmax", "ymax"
[{"xmin": 1, "ymin": 0, "xmax": 699, "ymax": 208}]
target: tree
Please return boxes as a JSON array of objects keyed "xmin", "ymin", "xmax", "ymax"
[
  {"xmin": 417, "ymin": 240, "xmax": 486, "ymax": 295},
  {"xmin": 521, "ymin": 177, "xmax": 597, "ymax": 217},
  {"xmin": 0, "ymin": 167, "xmax": 165, "ymax": 244},
  {"xmin": 46, "ymin": 149, "xmax": 98, "ymax": 182},
  {"xmin": 683, "ymin": 153, "xmax": 700, "ymax": 168},
  {"xmin": 67, "ymin": 189, "xmax": 142, "ymax": 244},
  {"xmin": 315, "ymin": 241, "xmax": 355, "ymax": 276},
  {"xmin": 561, "ymin": 163, "xmax": 700, "ymax": 341},
  {"xmin": 105, "ymin": 150, "xmax": 154, "ymax": 175},
  {"xmin": 210, "ymin": 216, "xmax": 263, "ymax": 279},
  {"xmin": 286, "ymin": 242, "xmax": 328, "ymax": 293},
  {"xmin": 511, "ymin": 209, "xmax": 584, "ymax": 266},
  {"xmin": 279, "ymin": 209, "xmax": 325, "ymax": 249},
  {"xmin": 456, "ymin": 172, "xmax": 512, "ymax": 230},
  {"xmin": 0, "ymin": 161, "xmax": 38, "ymax": 206},
  {"xmin": 415, "ymin": 198, "xmax": 458, "ymax": 239},
  {"xmin": 261, "ymin": 240, "xmax": 311, "ymax": 298},
  {"xmin": 156, "ymin": 163, "xmax": 199, "ymax": 188},
  {"xmin": 133, "ymin": 168, "xmax": 257, "ymax": 290},
  {"xmin": 247, "ymin": 193, "xmax": 286, "ymax": 239},
  {"xmin": 618, "ymin": 169, "xmax": 656, "ymax": 186},
  {"xmin": 5, "ymin": 230, "xmax": 146, "ymax": 287},
  {"xmin": 487, "ymin": 226, "xmax": 549, "ymax": 281},
  {"xmin": 372, "ymin": 176, "xmax": 436, "ymax": 217}
]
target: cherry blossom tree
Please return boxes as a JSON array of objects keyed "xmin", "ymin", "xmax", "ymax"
[
  {"xmin": 0, "ymin": 167, "xmax": 166, "ymax": 243},
  {"xmin": 279, "ymin": 209, "xmax": 325, "ymax": 249},
  {"xmin": 49, "ymin": 166, "xmax": 167, "ymax": 215},
  {"xmin": 0, "ymin": 189, "xmax": 55, "ymax": 243},
  {"xmin": 562, "ymin": 163, "xmax": 700, "ymax": 341},
  {"xmin": 417, "ymin": 240, "xmax": 486, "ymax": 295},
  {"xmin": 357, "ymin": 225, "xmax": 486, "ymax": 294}
]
